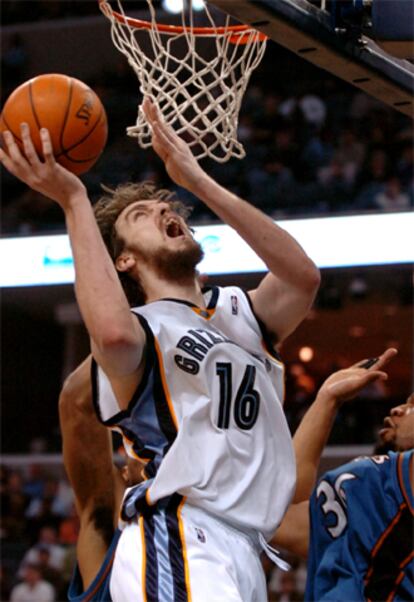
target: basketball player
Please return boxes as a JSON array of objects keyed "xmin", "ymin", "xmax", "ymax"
[
  {"xmin": 273, "ymin": 353, "xmax": 414, "ymax": 601},
  {"xmin": 59, "ymin": 357, "xmax": 142, "ymax": 601},
  {"xmin": 0, "ymin": 99, "xmax": 321, "ymax": 600},
  {"xmin": 60, "ymin": 350, "xmax": 395, "ymax": 601},
  {"xmin": 58, "ymin": 357, "xmax": 124, "ymax": 600}
]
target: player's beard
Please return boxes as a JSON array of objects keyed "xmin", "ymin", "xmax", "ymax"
[{"xmin": 146, "ymin": 237, "xmax": 204, "ymax": 283}]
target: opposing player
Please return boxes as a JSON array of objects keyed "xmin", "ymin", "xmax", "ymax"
[
  {"xmin": 0, "ymin": 99, "xmax": 321, "ymax": 600},
  {"xmin": 59, "ymin": 357, "xmax": 142, "ymax": 601},
  {"xmin": 58, "ymin": 357, "xmax": 122, "ymax": 600},
  {"xmin": 273, "ymin": 351, "xmax": 414, "ymax": 601}
]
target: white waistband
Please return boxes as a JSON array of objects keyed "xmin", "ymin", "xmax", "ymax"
[{"xmin": 182, "ymin": 502, "xmax": 290, "ymax": 572}]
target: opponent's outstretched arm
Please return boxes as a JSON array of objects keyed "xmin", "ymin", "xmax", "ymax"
[
  {"xmin": 143, "ymin": 100, "xmax": 320, "ymax": 346},
  {"xmin": 292, "ymin": 347, "xmax": 397, "ymax": 503},
  {"xmin": 271, "ymin": 348, "xmax": 397, "ymax": 557},
  {"xmin": 59, "ymin": 357, "xmax": 126, "ymax": 589},
  {"xmin": 0, "ymin": 126, "xmax": 145, "ymax": 408}
]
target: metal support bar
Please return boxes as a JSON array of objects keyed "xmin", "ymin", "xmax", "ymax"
[{"xmin": 209, "ymin": 0, "xmax": 414, "ymax": 117}]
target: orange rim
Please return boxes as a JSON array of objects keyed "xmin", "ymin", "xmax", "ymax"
[{"xmin": 99, "ymin": 0, "xmax": 267, "ymax": 41}]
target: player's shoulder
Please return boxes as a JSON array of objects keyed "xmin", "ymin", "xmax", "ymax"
[
  {"xmin": 209, "ymin": 284, "xmax": 249, "ymax": 309},
  {"xmin": 322, "ymin": 452, "xmax": 396, "ymax": 484}
]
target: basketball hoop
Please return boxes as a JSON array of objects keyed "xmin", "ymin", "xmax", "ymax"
[{"xmin": 98, "ymin": 0, "xmax": 267, "ymax": 162}]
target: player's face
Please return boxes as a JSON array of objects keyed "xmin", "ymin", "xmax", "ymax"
[
  {"xmin": 114, "ymin": 198, "xmax": 203, "ymax": 281},
  {"xmin": 379, "ymin": 393, "xmax": 414, "ymax": 451},
  {"xmin": 115, "ymin": 199, "xmax": 195, "ymax": 255}
]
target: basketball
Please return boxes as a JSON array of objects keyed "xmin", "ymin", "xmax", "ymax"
[{"xmin": 0, "ymin": 73, "xmax": 108, "ymax": 175}]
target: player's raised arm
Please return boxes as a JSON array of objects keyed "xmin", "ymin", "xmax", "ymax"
[
  {"xmin": 143, "ymin": 98, "xmax": 320, "ymax": 346},
  {"xmin": 292, "ymin": 348, "xmax": 397, "ymax": 503},
  {"xmin": 0, "ymin": 125, "xmax": 146, "ymax": 408},
  {"xmin": 58, "ymin": 357, "xmax": 126, "ymax": 589}
]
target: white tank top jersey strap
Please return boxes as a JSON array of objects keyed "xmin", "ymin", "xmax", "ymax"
[{"xmin": 92, "ymin": 285, "xmax": 296, "ymax": 541}]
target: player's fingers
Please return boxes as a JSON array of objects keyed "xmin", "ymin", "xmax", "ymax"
[
  {"xmin": 373, "ymin": 347, "xmax": 398, "ymax": 370},
  {"xmin": 150, "ymin": 130, "xmax": 168, "ymax": 162},
  {"xmin": 148, "ymin": 99, "xmax": 159, "ymax": 122},
  {"xmin": 354, "ymin": 348, "xmax": 397, "ymax": 371},
  {"xmin": 147, "ymin": 98, "xmax": 161, "ymax": 122},
  {"xmin": 144, "ymin": 99, "xmax": 181, "ymax": 148},
  {"xmin": 20, "ymin": 123, "xmax": 41, "ymax": 166},
  {"xmin": 142, "ymin": 97, "xmax": 151, "ymax": 120},
  {"xmin": 0, "ymin": 146, "xmax": 20, "ymax": 175},
  {"xmin": 362, "ymin": 370, "xmax": 388, "ymax": 384},
  {"xmin": 147, "ymin": 102, "xmax": 178, "ymax": 142},
  {"xmin": 156, "ymin": 115, "xmax": 179, "ymax": 145},
  {"xmin": 152, "ymin": 121, "xmax": 174, "ymax": 151},
  {"xmin": 143, "ymin": 97, "xmax": 158, "ymax": 125},
  {"xmin": 357, "ymin": 357, "xmax": 379, "ymax": 370},
  {"xmin": 1, "ymin": 130, "xmax": 27, "ymax": 164},
  {"xmin": 40, "ymin": 128, "xmax": 56, "ymax": 167}
]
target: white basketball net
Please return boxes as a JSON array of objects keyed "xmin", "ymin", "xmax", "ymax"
[{"xmin": 99, "ymin": 0, "xmax": 267, "ymax": 162}]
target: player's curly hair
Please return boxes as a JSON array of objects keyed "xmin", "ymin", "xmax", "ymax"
[{"xmin": 94, "ymin": 181, "xmax": 191, "ymax": 306}]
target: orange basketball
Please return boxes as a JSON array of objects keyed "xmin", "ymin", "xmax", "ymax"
[{"xmin": 0, "ymin": 73, "xmax": 108, "ymax": 175}]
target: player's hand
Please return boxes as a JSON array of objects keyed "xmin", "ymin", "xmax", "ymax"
[
  {"xmin": 318, "ymin": 347, "xmax": 398, "ymax": 406},
  {"xmin": 0, "ymin": 124, "xmax": 87, "ymax": 209},
  {"xmin": 142, "ymin": 98, "xmax": 208, "ymax": 192}
]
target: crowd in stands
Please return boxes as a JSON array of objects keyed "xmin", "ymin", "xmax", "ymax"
[
  {"xmin": 0, "ymin": 464, "xmax": 78, "ymax": 601},
  {"xmin": 1, "ymin": 457, "xmax": 308, "ymax": 601}
]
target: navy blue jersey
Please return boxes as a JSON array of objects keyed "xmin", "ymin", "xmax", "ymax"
[
  {"xmin": 68, "ymin": 529, "xmax": 121, "ymax": 601},
  {"xmin": 305, "ymin": 451, "xmax": 414, "ymax": 602}
]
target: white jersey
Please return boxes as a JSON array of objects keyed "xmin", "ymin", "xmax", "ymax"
[{"xmin": 93, "ymin": 286, "xmax": 296, "ymax": 540}]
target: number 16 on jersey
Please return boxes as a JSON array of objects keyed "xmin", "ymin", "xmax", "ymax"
[{"xmin": 216, "ymin": 363, "xmax": 260, "ymax": 430}]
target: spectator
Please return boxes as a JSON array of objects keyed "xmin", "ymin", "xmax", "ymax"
[
  {"xmin": 1, "ymin": 469, "xmax": 30, "ymax": 540},
  {"xmin": 373, "ymin": 176, "xmax": 411, "ymax": 211},
  {"xmin": 22, "ymin": 465, "xmax": 45, "ymax": 501},
  {"xmin": 396, "ymin": 141, "xmax": 414, "ymax": 187},
  {"xmin": 332, "ymin": 128, "xmax": 366, "ymax": 185},
  {"xmin": 36, "ymin": 546, "xmax": 66, "ymax": 598},
  {"xmin": 19, "ymin": 526, "xmax": 65, "ymax": 575},
  {"xmin": 355, "ymin": 148, "xmax": 390, "ymax": 208},
  {"xmin": 317, "ymin": 157, "xmax": 356, "ymax": 211},
  {"xmin": 299, "ymin": 94, "xmax": 327, "ymax": 131},
  {"xmin": 10, "ymin": 563, "xmax": 55, "ymax": 602},
  {"xmin": 58, "ymin": 503, "xmax": 80, "ymax": 545}
]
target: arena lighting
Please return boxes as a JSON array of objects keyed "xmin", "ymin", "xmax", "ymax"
[
  {"xmin": 162, "ymin": 0, "xmax": 204, "ymax": 14},
  {"xmin": 299, "ymin": 346, "xmax": 314, "ymax": 362},
  {"xmin": 0, "ymin": 212, "xmax": 413, "ymax": 287}
]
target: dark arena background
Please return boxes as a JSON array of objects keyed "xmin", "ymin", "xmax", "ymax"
[{"xmin": 1, "ymin": 1, "xmax": 413, "ymax": 600}]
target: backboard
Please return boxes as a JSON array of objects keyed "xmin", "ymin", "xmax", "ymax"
[{"xmin": 208, "ymin": 0, "xmax": 414, "ymax": 118}]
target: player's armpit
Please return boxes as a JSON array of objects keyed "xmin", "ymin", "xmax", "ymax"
[{"xmin": 271, "ymin": 502, "xmax": 310, "ymax": 559}]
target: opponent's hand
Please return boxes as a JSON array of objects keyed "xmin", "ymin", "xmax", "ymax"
[
  {"xmin": 0, "ymin": 123, "xmax": 86, "ymax": 209},
  {"xmin": 318, "ymin": 347, "xmax": 398, "ymax": 406},
  {"xmin": 142, "ymin": 98, "xmax": 207, "ymax": 192}
]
